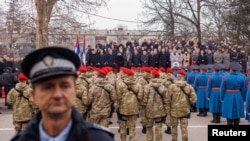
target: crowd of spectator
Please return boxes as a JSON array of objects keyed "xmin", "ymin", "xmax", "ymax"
[{"xmin": 85, "ymin": 37, "xmax": 249, "ymax": 73}]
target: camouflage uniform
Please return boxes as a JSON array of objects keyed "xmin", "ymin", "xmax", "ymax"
[
  {"xmin": 143, "ymin": 78, "xmax": 167, "ymax": 141},
  {"xmin": 166, "ymin": 79, "xmax": 197, "ymax": 141},
  {"xmin": 87, "ymin": 77, "xmax": 116, "ymax": 128},
  {"xmin": 162, "ymin": 73, "xmax": 176, "ymax": 133},
  {"xmin": 7, "ymin": 81, "xmax": 38, "ymax": 132},
  {"xmin": 135, "ymin": 71, "xmax": 150, "ymax": 133},
  {"xmin": 73, "ymin": 77, "xmax": 88, "ymax": 117},
  {"xmin": 116, "ymin": 74, "xmax": 143, "ymax": 141}
]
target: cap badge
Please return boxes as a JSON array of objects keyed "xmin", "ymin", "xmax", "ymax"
[{"xmin": 43, "ymin": 56, "xmax": 53, "ymax": 67}]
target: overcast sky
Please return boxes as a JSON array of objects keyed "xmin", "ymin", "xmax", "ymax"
[{"xmin": 90, "ymin": 0, "xmax": 143, "ymax": 30}]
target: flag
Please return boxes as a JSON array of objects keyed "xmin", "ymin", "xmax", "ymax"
[
  {"xmin": 75, "ymin": 35, "xmax": 81, "ymax": 59},
  {"xmin": 82, "ymin": 35, "xmax": 86, "ymax": 66}
]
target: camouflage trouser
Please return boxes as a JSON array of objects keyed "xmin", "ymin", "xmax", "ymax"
[
  {"xmin": 13, "ymin": 121, "xmax": 29, "ymax": 132},
  {"xmin": 145, "ymin": 117, "xmax": 163, "ymax": 141},
  {"xmin": 170, "ymin": 116, "xmax": 188, "ymax": 141},
  {"xmin": 118, "ymin": 114, "xmax": 137, "ymax": 141},
  {"xmin": 88, "ymin": 114, "xmax": 109, "ymax": 128},
  {"xmin": 139, "ymin": 105, "xmax": 147, "ymax": 127}
]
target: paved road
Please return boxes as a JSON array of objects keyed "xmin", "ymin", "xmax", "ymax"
[{"xmin": 0, "ymin": 99, "xmax": 249, "ymax": 141}]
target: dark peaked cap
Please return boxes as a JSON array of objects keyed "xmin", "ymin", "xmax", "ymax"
[
  {"xmin": 21, "ymin": 46, "xmax": 81, "ymax": 83},
  {"xmin": 229, "ymin": 61, "xmax": 241, "ymax": 71}
]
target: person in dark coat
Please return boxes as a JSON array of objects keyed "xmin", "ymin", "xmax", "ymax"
[
  {"xmin": 220, "ymin": 61, "xmax": 246, "ymax": 125},
  {"xmin": 115, "ymin": 47, "xmax": 124, "ymax": 71},
  {"xmin": 141, "ymin": 50, "xmax": 149, "ymax": 67},
  {"xmin": 197, "ymin": 50, "xmax": 208, "ymax": 65},
  {"xmin": 88, "ymin": 49, "xmax": 99, "ymax": 67},
  {"xmin": 97, "ymin": 49, "xmax": 107, "ymax": 68},
  {"xmin": 158, "ymin": 48, "xmax": 168, "ymax": 68},
  {"xmin": 1, "ymin": 67, "xmax": 18, "ymax": 109},
  {"xmin": 148, "ymin": 50, "xmax": 156, "ymax": 67},
  {"xmin": 106, "ymin": 48, "xmax": 116, "ymax": 69},
  {"xmin": 131, "ymin": 49, "xmax": 141, "ymax": 67},
  {"xmin": 206, "ymin": 49, "xmax": 214, "ymax": 64},
  {"xmin": 10, "ymin": 47, "xmax": 114, "ymax": 141}
]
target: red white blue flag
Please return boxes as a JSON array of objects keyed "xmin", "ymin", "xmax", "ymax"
[
  {"xmin": 75, "ymin": 35, "xmax": 81, "ymax": 59},
  {"xmin": 82, "ymin": 35, "xmax": 86, "ymax": 66}
]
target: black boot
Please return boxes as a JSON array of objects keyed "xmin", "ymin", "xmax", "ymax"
[
  {"xmin": 190, "ymin": 104, "xmax": 197, "ymax": 112},
  {"xmin": 197, "ymin": 109, "xmax": 202, "ymax": 116},
  {"xmin": 210, "ymin": 114, "xmax": 216, "ymax": 123},
  {"xmin": 127, "ymin": 128, "xmax": 129, "ymax": 135},
  {"xmin": 201, "ymin": 108, "xmax": 207, "ymax": 117},
  {"xmin": 214, "ymin": 113, "xmax": 221, "ymax": 123},
  {"xmin": 233, "ymin": 119, "xmax": 240, "ymax": 125},
  {"xmin": 141, "ymin": 126, "xmax": 146, "ymax": 134},
  {"xmin": 164, "ymin": 127, "xmax": 171, "ymax": 134},
  {"xmin": 227, "ymin": 119, "xmax": 233, "ymax": 125}
]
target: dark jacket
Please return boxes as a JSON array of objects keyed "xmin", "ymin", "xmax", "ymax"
[{"xmin": 10, "ymin": 107, "xmax": 114, "ymax": 141}]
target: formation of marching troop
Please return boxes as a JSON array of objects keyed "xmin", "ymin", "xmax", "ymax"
[{"xmin": 6, "ymin": 60, "xmax": 250, "ymax": 141}]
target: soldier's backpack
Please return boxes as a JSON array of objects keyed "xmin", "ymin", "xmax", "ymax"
[
  {"xmin": 119, "ymin": 83, "xmax": 139, "ymax": 116},
  {"xmin": 145, "ymin": 87, "xmax": 166, "ymax": 118}
]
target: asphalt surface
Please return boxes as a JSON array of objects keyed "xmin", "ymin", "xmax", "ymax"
[{"xmin": 0, "ymin": 98, "xmax": 249, "ymax": 141}]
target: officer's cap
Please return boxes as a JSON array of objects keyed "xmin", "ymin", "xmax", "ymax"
[
  {"xmin": 229, "ymin": 61, "xmax": 241, "ymax": 71},
  {"xmin": 213, "ymin": 64, "xmax": 221, "ymax": 70},
  {"xmin": 21, "ymin": 46, "xmax": 81, "ymax": 83},
  {"xmin": 199, "ymin": 64, "xmax": 207, "ymax": 70}
]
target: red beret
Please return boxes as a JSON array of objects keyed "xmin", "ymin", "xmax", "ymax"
[
  {"xmin": 151, "ymin": 70, "xmax": 160, "ymax": 77},
  {"xmin": 159, "ymin": 67, "xmax": 165, "ymax": 72},
  {"xmin": 78, "ymin": 66, "xmax": 87, "ymax": 73},
  {"xmin": 142, "ymin": 67, "xmax": 151, "ymax": 73},
  {"xmin": 177, "ymin": 69, "xmax": 185, "ymax": 75},
  {"xmin": 87, "ymin": 66, "xmax": 95, "ymax": 71},
  {"xmin": 97, "ymin": 68, "xmax": 107, "ymax": 76},
  {"xmin": 120, "ymin": 67, "xmax": 128, "ymax": 73},
  {"xmin": 18, "ymin": 73, "xmax": 28, "ymax": 80},
  {"xmin": 166, "ymin": 68, "xmax": 173, "ymax": 73},
  {"xmin": 124, "ymin": 69, "xmax": 134, "ymax": 75}
]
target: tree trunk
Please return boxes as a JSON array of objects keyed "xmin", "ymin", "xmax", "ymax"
[
  {"xmin": 35, "ymin": 0, "xmax": 46, "ymax": 48},
  {"xmin": 35, "ymin": 0, "xmax": 57, "ymax": 49},
  {"xmin": 197, "ymin": 0, "xmax": 201, "ymax": 43}
]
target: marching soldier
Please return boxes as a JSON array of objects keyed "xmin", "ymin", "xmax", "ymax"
[
  {"xmin": 143, "ymin": 70, "xmax": 167, "ymax": 141},
  {"xmin": 73, "ymin": 66, "xmax": 88, "ymax": 118},
  {"xmin": 87, "ymin": 68, "xmax": 116, "ymax": 127},
  {"xmin": 116, "ymin": 68, "xmax": 143, "ymax": 141},
  {"xmin": 166, "ymin": 69, "xmax": 197, "ymax": 141},
  {"xmin": 7, "ymin": 73, "xmax": 38, "ymax": 132},
  {"xmin": 136, "ymin": 66, "xmax": 151, "ymax": 134}
]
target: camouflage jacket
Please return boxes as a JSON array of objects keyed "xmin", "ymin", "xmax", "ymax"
[
  {"xmin": 166, "ymin": 80, "xmax": 197, "ymax": 118},
  {"xmin": 7, "ymin": 82, "xmax": 38, "ymax": 122},
  {"xmin": 88, "ymin": 78, "xmax": 116, "ymax": 116},
  {"xmin": 116, "ymin": 76, "xmax": 143, "ymax": 115},
  {"xmin": 73, "ymin": 78, "xmax": 88, "ymax": 114},
  {"xmin": 143, "ymin": 78, "xmax": 167, "ymax": 118}
]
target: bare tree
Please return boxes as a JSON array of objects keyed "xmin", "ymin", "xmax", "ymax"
[{"xmin": 34, "ymin": 0, "xmax": 108, "ymax": 48}]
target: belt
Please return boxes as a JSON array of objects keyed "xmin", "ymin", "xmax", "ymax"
[
  {"xmin": 226, "ymin": 89, "xmax": 240, "ymax": 92},
  {"xmin": 198, "ymin": 86, "xmax": 206, "ymax": 88},
  {"xmin": 212, "ymin": 87, "xmax": 220, "ymax": 90}
]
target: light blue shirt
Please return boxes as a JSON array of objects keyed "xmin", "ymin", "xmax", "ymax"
[{"xmin": 39, "ymin": 119, "xmax": 72, "ymax": 141}]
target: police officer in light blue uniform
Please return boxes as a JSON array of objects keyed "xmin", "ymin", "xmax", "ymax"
[
  {"xmin": 220, "ymin": 61, "xmax": 246, "ymax": 125},
  {"xmin": 193, "ymin": 64, "xmax": 209, "ymax": 117},
  {"xmin": 206, "ymin": 64, "xmax": 223, "ymax": 123}
]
